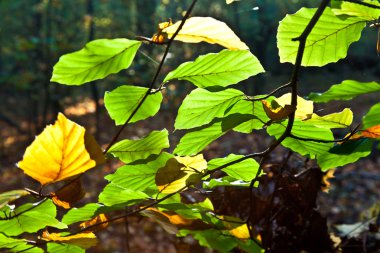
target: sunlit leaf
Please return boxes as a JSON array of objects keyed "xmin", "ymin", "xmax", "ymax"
[
  {"xmin": 353, "ymin": 125, "xmax": 380, "ymax": 139},
  {"xmin": 51, "ymin": 39, "xmax": 141, "ymax": 85},
  {"xmin": 0, "ymin": 234, "xmax": 43, "ymax": 253},
  {"xmin": 162, "ymin": 17, "xmax": 249, "ymax": 50},
  {"xmin": 332, "ymin": 0, "xmax": 380, "ymax": 21},
  {"xmin": 304, "ymin": 108, "xmax": 353, "ymax": 129},
  {"xmin": 62, "ymin": 203, "xmax": 103, "ymax": 225},
  {"xmin": 42, "ymin": 231, "xmax": 97, "ymax": 249},
  {"xmin": 277, "ymin": 7, "xmax": 365, "ymax": 66},
  {"xmin": 208, "ymin": 154, "xmax": 261, "ymax": 181},
  {"xmin": 317, "ymin": 139, "xmax": 373, "ymax": 171},
  {"xmin": 107, "ymin": 130, "xmax": 169, "ymax": 164},
  {"xmin": 175, "ymin": 88, "xmax": 244, "ymax": 130},
  {"xmin": 0, "ymin": 199, "xmax": 67, "ymax": 236},
  {"xmin": 229, "ymin": 224, "xmax": 250, "ymax": 239},
  {"xmin": 47, "ymin": 243, "xmax": 85, "ymax": 253},
  {"xmin": 104, "ymin": 85, "xmax": 163, "ymax": 125},
  {"xmin": 363, "ymin": 103, "xmax": 380, "ymax": 128},
  {"xmin": 17, "ymin": 113, "xmax": 104, "ymax": 185},
  {"xmin": 203, "ymin": 177, "xmax": 250, "ymax": 189},
  {"xmin": 267, "ymin": 120, "xmax": 334, "ymax": 158},
  {"xmin": 0, "ymin": 190, "xmax": 29, "ymax": 209},
  {"xmin": 164, "ymin": 50, "xmax": 264, "ymax": 88},
  {"xmin": 51, "ymin": 178, "xmax": 85, "ymax": 209},
  {"xmin": 99, "ymin": 183, "xmax": 149, "ymax": 206},
  {"xmin": 155, "ymin": 154, "xmax": 207, "ymax": 194},
  {"xmin": 321, "ymin": 169, "xmax": 335, "ymax": 192},
  {"xmin": 275, "ymin": 93, "xmax": 313, "ymax": 120},
  {"xmin": 309, "ymin": 80, "xmax": 380, "ymax": 103}
]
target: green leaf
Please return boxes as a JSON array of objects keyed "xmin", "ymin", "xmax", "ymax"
[
  {"xmin": 277, "ymin": 7, "xmax": 365, "ymax": 66},
  {"xmin": 317, "ymin": 139, "xmax": 373, "ymax": 171},
  {"xmin": 51, "ymin": 39, "xmax": 141, "ymax": 85},
  {"xmin": 203, "ymin": 176, "xmax": 250, "ymax": 189},
  {"xmin": 0, "ymin": 199, "xmax": 67, "ymax": 236},
  {"xmin": 227, "ymin": 100, "xmax": 269, "ymax": 133},
  {"xmin": 179, "ymin": 229, "xmax": 238, "ymax": 253},
  {"xmin": 0, "ymin": 234, "xmax": 43, "ymax": 253},
  {"xmin": 267, "ymin": 120, "xmax": 334, "ymax": 158},
  {"xmin": 175, "ymin": 88, "xmax": 244, "ymax": 130},
  {"xmin": 47, "ymin": 243, "xmax": 85, "ymax": 253},
  {"xmin": 308, "ymin": 80, "xmax": 380, "ymax": 103},
  {"xmin": 102, "ymin": 153, "xmax": 174, "ymax": 201},
  {"xmin": 208, "ymin": 154, "xmax": 260, "ymax": 181},
  {"xmin": 107, "ymin": 130, "xmax": 169, "ymax": 164},
  {"xmin": 0, "ymin": 189, "xmax": 29, "ymax": 209},
  {"xmin": 62, "ymin": 203, "xmax": 103, "ymax": 225},
  {"xmin": 332, "ymin": 0, "xmax": 380, "ymax": 21},
  {"xmin": 304, "ymin": 108, "xmax": 353, "ymax": 128},
  {"xmin": 363, "ymin": 103, "xmax": 380, "ymax": 128},
  {"xmin": 99, "ymin": 184, "xmax": 149, "ymax": 206},
  {"xmin": 164, "ymin": 50, "xmax": 264, "ymax": 88},
  {"xmin": 104, "ymin": 85, "xmax": 163, "ymax": 125}
]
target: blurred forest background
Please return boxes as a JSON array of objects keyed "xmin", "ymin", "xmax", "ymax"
[{"xmin": 0, "ymin": 0, "xmax": 379, "ymax": 252}]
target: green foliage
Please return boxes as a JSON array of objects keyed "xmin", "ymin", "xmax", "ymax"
[
  {"xmin": 164, "ymin": 49, "xmax": 264, "ymax": 88},
  {"xmin": 277, "ymin": 7, "xmax": 365, "ymax": 66},
  {"xmin": 309, "ymin": 80, "xmax": 380, "ymax": 102},
  {"xmin": 363, "ymin": 103, "xmax": 380, "ymax": 128},
  {"xmin": 107, "ymin": 130, "xmax": 169, "ymax": 163},
  {"xmin": 104, "ymin": 85, "xmax": 163, "ymax": 125},
  {"xmin": 0, "ymin": 199, "xmax": 66, "ymax": 236},
  {"xmin": 304, "ymin": 108, "xmax": 353, "ymax": 129},
  {"xmin": 331, "ymin": 0, "xmax": 380, "ymax": 20},
  {"xmin": 47, "ymin": 243, "xmax": 85, "ymax": 253}
]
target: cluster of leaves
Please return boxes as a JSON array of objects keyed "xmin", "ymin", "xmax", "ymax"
[{"xmin": 1, "ymin": 0, "xmax": 380, "ymax": 252}]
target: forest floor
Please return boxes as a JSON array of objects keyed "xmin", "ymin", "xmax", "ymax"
[{"xmin": 0, "ymin": 95, "xmax": 379, "ymax": 253}]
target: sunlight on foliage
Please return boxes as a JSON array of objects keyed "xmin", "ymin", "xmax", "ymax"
[
  {"xmin": 162, "ymin": 17, "xmax": 249, "ymax": 50},
  {"xmin": 42, "ymin": 231, "xmax": 98, "ymax": 249}
]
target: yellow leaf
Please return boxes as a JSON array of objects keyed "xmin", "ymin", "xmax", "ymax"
[
  {"xmin": 18, "ymin": 113, "xmax": 105, "ymax": 185},
  {"xmin": 321, "ymin": 169, "xmax": 335, "ymax": 193},
  {"xmin": 80, "ymin": 214, "xmax": 109, "ymax": 232},
  {"xmin": 276, "ymin": 93, "xmax": 313, "ymax": 120},
  {"xmin": 51, "ymin": 177, "xmax": 85, "ymax": 209},
  {"xmin": 42, "ymin": 231, "xmax": 98, "ymax": 249},
  {"xmin": 162, "ymin": 17, "xmax": 249, "ymax": 50},
  {"xmin": 155, "ymin": 154, "xmax": 207, "ymax": 194},
  {"xmin": 350, "ymin": 124, "xmax": 380, "ymax": 140},
  {"xmin": 229, "ymin": 224, "xmax": 250, "ymax": 239}
]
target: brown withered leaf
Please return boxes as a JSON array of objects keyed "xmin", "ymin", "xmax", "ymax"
[
  {"xmin": 80, "ymin": 214, "xmax": 109, "ymax": 232},
  {"xmin": 51, "ymin": 177, "xmax": 85, "ymax": 209}
]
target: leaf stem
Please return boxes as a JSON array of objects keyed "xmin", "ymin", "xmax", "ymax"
[{"xmin": 104, "ymin": 0, "xmax": 198, "ymax": 153}]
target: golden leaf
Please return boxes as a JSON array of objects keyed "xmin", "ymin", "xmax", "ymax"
[
  {"xmin": 321, "ymin": 169, "xmax": 335, "ymax": 193},
  {"xmin": 42, "ymin": 230, "xmax": 98, "ymax": 249},
  {"xmin": 162, "ymin": 17, "xmax": 249, "ymax": 50},
  {"xmin": 18, "ymin": 113, "xmax": 105, "ymax": 185},
  {"xmin": 349, "ymin": 124, "xmax": 380, "ymax": 140},
  {"xmin": 51, "ymin": 177, "xmax": 85, "ymax": 209},
  {"xmin": 229, "ymin": 224, "xmax": 250, "ymax": 239},
  {"xmin": 151, "ymin": 19, "xmax": 173, "ymax": 44},
  {"xmin": 155, "ymin": 154, "xmax": 207, "ymax": 194},
  {"xmin": 80, "ymin": 214, "xmax": 109, "ymax": 232}
]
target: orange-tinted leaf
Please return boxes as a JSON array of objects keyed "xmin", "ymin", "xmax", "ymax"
[
  {"xmin": 51, "ymin": 178, "xmax": 85, "ymax": 209},
  {"xmin": 42, "ymin": 230, "xmax": 98, "ymax": 249},
  {"xmin": 141, "ymin": 208, "xmax": 208, "ymax": 234},
  {"xmin": 162, "ymin": 17, "xmax": 249, "ymax": 50},
  {"xmin": 151, "ymin": 19, "xmax": 173, "ymax": 44},
  {"xmin": 80, "ymin": 214, "xmax": 109, "ymax": 232},
  {"xmin": 349, "ymin": 124, "xmax": 380, "ymax": 140},
  {"xmin": 321, "ymin": 169, "xmax": 335, "ymax": 193},
  {"xmin": 276, "ymin": 93, "xmax": 313, "ymax": 120},
  {"xmin": 18, "ymin": 113, "xmax": 105, "ymax": 185},
  {"xmin": 262, "ymin": 100, "xmax": 295, "ymax": 121}
]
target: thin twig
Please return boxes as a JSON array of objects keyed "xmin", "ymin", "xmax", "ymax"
[
  {"xmin": 104, "ymin": 0, "xmax": 198, "ymax": 153},
  {"xmin": 249, "ymin": 82, "xmax": 291, "ymax": 101}
]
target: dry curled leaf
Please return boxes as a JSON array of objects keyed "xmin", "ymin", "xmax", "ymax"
[
  {"xmin": 51, "ymin": 177, "xmax": 85, "ymax": 209},
  {"xmin": 42, "ymin": 230, "xmax": 98, "ymax": 249},
  {"xmin": 80, "ymin": 214, "xmax": 109, "ymax": 232},
  {"xmin": 18, "ymin": 113, "xmax": 105, "ymax": 185}
]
